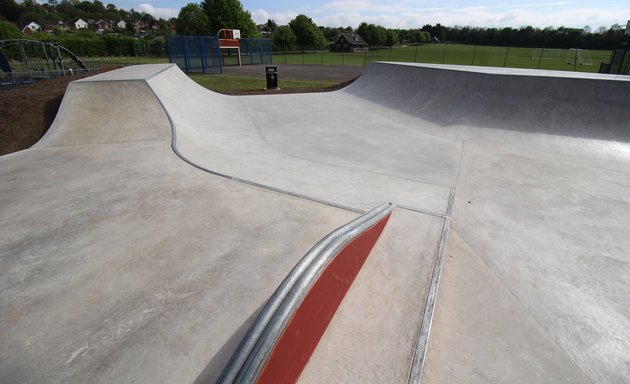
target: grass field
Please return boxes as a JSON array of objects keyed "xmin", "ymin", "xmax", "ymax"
[
  {"xmin": 85, "ymin": 44, "xmax": 611, "ymax": 92},
  {"xmin": 273, "ymin": 44, "xmax": 611, "ymax": 73},
  {"xmin": 90, "ymin": 44, "xmax": 611, "ymax": 74}
]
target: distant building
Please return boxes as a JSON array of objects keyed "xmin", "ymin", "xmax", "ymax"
[
  {"xmin": 73, "ymin": 18, "xmax": 88, "ymax": 30},
  {"xmin": 116, "ymin": 20, "xmax": 126, "ymax": 29},
  {"xmin": 21, "ymin": 21, "xmax": 41, "ymax": 35},
  {"xmin": 257, "ymin": 24, "xmax": 272, "ymax": 35},
  {"xmin": 95, "ymin": 19, "xmax": 109, "ymax": 31},
  {"xmin": 330, "ymin": 33, "xmax": 368, "ymax": 53},
  {"xmin": 40, "ymin": 20, "xmax": 67, "ymax": 34}
]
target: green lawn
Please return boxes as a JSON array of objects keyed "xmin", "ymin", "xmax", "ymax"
[
  {"xmin": 188, "ymin": 74, "xmax": 338, "ymax": 92},
  {"xmin": 79, "ymin": 44, "xmax": 610, "ymax": 93},
  {"xmin": 81, "ymin": 44, "xmax": 611, "ymax": 75},
  {"xmin": 273, "ymin": 44, "xmax": 611, "ymax": 73}
]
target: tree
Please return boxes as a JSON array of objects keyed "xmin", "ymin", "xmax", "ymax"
[
  {"xmin": 0, "ymin": 20, "xmax": 20, "ymax": 39},
  {"xmin": 272, "ymin": 25, "xmax": 295, "ymax": 51},
  {"xmin": 266, "ymin": 18, "xmax": 276, "ymax": 32},
  {"xmin": 408, "ymin": 29, "xmax": 430, "ymax": 44},
  {"xmin": 385, "ymin": 29, "xmax": 398, "ymax": 47},
  {"xmin": 200, "ymin": 0, "xmax": 257, "ymax": 37},
  {"xmin": 0, "ymin": 0, "xmax": 22, "ymax": 22},
  {"xmin": 288, "ymin": 14, "xmax": 326, "ymax": 51}
]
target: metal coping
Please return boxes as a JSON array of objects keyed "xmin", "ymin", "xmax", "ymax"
[{"xmin": 218, "ymin": 202, "xmax": 393, "ymax": 383}]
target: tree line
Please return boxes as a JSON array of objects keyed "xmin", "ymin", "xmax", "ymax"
[
  {"xmin": 176, "ymin": 0, "xmax": 628, "ymax": 52},
  {"xmin": 427, "ymin": 24, "xmax": 628, "ymax": 50},
  {"xmin": 3, "ymin": 0, "xmax": 627, "ymax": 56}
]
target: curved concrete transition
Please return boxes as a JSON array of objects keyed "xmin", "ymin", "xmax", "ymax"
[{"xmin": 1, "ymin": 62, "xmax": 630, "ymax": 383}]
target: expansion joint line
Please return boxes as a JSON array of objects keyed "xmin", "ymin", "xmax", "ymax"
[{"xmin": 407, "ymin": 187, "xmax": 455, "ymax": 384}]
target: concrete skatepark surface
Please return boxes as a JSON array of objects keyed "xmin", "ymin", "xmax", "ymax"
[{"xmin": 1, "ymin": 61, "xmax": 629, "ymax": 383}]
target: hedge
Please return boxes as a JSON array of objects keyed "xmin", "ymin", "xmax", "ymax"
[{"xmin": 31, "ymin": 34, "xmax": 165, "ymax": 57}]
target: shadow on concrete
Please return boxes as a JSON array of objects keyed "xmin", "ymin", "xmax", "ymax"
[
  {"xmin": 193, "ymin": 306, "xmax": 262, "ymax": 384},
  {"xmin": 344, "ymin": 63, "xmax": 630, "ymax": 143}
]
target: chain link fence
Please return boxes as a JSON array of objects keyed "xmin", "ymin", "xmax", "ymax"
[{"xmin": 272, "ymin": 44, "xmax": 628, "ymax": 74}]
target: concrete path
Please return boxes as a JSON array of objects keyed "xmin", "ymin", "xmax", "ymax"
[{"xmin": 2, "ymin": 62, "xmax": 630, "ymax": 383}]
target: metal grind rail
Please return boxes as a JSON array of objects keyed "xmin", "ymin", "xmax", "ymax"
[{"xmin": 218, "ymin": 202, "xmax": 393, "ymax": 384}]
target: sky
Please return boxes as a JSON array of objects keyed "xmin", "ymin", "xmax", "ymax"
[{"xmin": 115, "ymin": 0, "xmax": 630, "ymax": 30}]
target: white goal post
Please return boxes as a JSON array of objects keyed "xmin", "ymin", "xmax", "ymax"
[{"xmin": 566, "ymin": 48, "xmax": 593, "ymax": 65}]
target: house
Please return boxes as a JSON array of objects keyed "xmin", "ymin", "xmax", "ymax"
[
  {"xmin": 95, "ymin": 19, "xmax": 109, "ymax": 31},
  {"xmin": 150, "ymin": 20, "xmax": 160, "ymax": 31},
  {"xmin": 133, "ymin": 20, "xmax": 147, "ymax": 31},
  {"xmin": 21, "ymin": 21, "xmax": 41, "ymax": 35},
  {"xmin": 257, "ymin": 24, "xmax": 272, "ymax": 35},
  {"xmin": 330, "ymin": 33, "xmax": 368, "ymax": 53},
  {"xmin": 116, "ymin": 20, "xmax": 126, "ymax": 29},
  {"xmin": 73, "ymin": 18, "xmax": 88, "ymax": 30},
  {"xmin": 40, "ymin": 20, "xmax": 68, "ymax": 34}
]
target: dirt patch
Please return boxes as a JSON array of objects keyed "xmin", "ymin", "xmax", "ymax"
[{"xmin": 0, "ymin": 74, "xmax": 90, "ymax": 156}]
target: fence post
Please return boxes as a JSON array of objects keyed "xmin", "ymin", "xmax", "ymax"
[
  {"xmin": 166, "ymin": 36, "xmax": 173, "ymax": 64},
  {"xmin": 471, "ymin": 45, "xmax": 477, "ymax": 65},
  {"xmin": 182, "ymin": 36, "xmax": 190, "ymax": 72},
  {"xmin": 199, "ymin": 36, "xmax": 206, "ymax": 73},
  {"xmin": 389, "ymin": 45, "xmax": 392, "ymax": 61},
  {"xmin": 503, "ymin": 46, "xmax": 510, "ymax": 67},
  {"xmin": 537, "ymin": 46, "xmax": 544, "ymax": 69},
  {"xmin": 414, "ymin": 43, "xmax": 419, "ymax": 62},
  {"xmin": 573, "ymin": 48, "xmax": 578, "ymax": 71},
  {"xmin": 442, "ymin": 43, "xmax": 446, "ymax": 64}
]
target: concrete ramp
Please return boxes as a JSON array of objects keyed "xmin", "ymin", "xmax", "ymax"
[
  {"xmin": 0, "ymin": 66, "xmax": 360, "ymax": 384},
  {"xmin": 144, "ymin": 64, "xmax": 456, "ymax": 215},
  {"xmin": 2, "ymin": 62, "xmax": 630, "ymax": 383},
  {"xmin": 345, "ymin": 62, "xmax": 630, "ymax": 141}
]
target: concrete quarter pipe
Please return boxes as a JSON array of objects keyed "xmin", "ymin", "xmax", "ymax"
[{"xmin": 1, "ymin": 62, "xmax": 629, "ymax": 383}]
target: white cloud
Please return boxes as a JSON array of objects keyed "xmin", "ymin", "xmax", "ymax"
[
  {"xmin": 310, "ymin": 4, "xmax": 630, "ymax": 29},
  {"xmin": 251, "ymin": 9, "xmax": 299, "ymax": 25},
  {"xmin": 137, "ymin": 3, "xmax": 179, "ymax": 19}
]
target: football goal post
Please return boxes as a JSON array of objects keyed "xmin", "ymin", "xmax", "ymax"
[{"xmin": 566, "ymin": 49, "xmax": 593, "ymax": 65}]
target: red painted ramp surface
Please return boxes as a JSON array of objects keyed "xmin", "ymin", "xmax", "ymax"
[{"xmin": 256, "ymin": 214, "xmax": 391, "ymax": 384}]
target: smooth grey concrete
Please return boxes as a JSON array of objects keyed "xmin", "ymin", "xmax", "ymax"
[
  {"xmin": 0, "ymin": 72, "xmax": 358, "ymax": 383},
  {"xmin": 423, "ymin": 230, "xmax": 590, "ymax": 383},
  {"xmin": 147, "ymin": 65, "xmax": 457, "ymax": 215},
  {"xmin": 3, "ymin": 61, "xmax": 630, "ymax": 383},
  {"xmin": 299, "ymin": 208, "xmax": 444, "ymax": 383},
  {"xmin": 432, "ymin": 141, "xmax": 630, "ymax": 383}
]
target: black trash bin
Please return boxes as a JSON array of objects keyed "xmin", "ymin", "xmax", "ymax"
[{"xmin": 266, "ymin": 66, "xmax": 278, "ymax": 89}]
